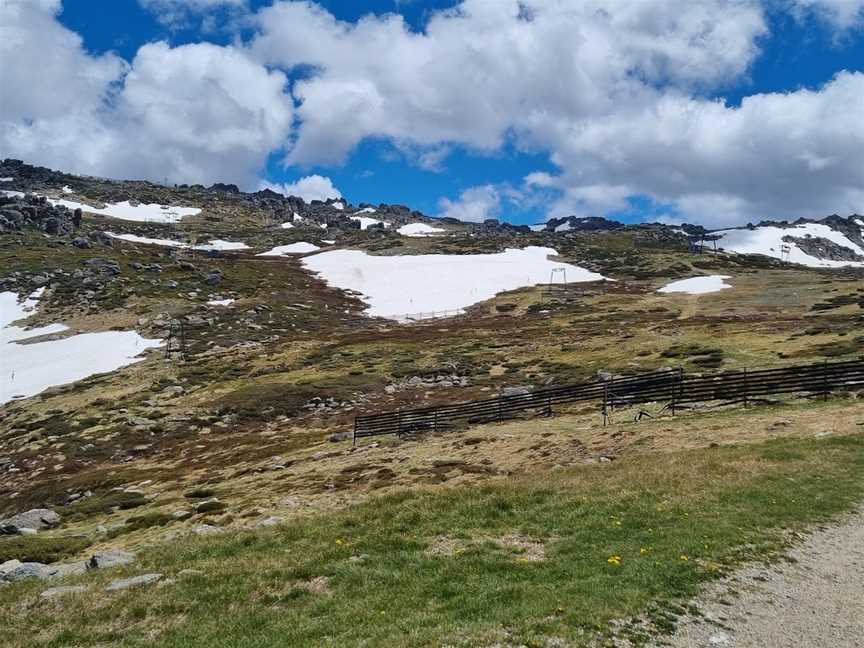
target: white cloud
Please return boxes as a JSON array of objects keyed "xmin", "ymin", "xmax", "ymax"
[
  {"xmin": 261, "ymin": 175, "xmax": 342, "ymax": 202},
  {"xmin": 251, "ymin": 0, "xmax": 768, "ymax": 166},
  {"xmin": 138, "ymin": 0, "xmax": 247, "ymax": 30},
  {"xmin": 438, "ymin": 185, "xmax": 500, "ymax": 222},
  {"xmin": 2, "ymin": 0, "xmax": 862, "ymax": 228},
  {"xmin": 0, "ymin": 0, "xmax": 126, "ymax": 123},
  {"xmin": 786, "ymin": 0, "xmax": 864, "ymax": 29},
  {"xmin": 0, "ymin": 1, "xmax": 292, "ymax": 188},
  {"xmin": 530, "ymin": 71, "xmax": 864, "ymax": 226}
]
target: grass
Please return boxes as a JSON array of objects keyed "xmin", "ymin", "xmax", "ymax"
[
  {"xmin": 3, "ymin": 432, "xmax": 864, "ymax": 647},
  {"xmin": 0, "ymin": 535, "xmax": 92, "ymax": 564}
]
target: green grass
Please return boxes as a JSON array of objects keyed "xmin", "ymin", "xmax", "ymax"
[
  {"xmin": 0, "ymin": 535, "xmax": 91, "ymax": 564},
  {"xmin": 3, "ymin": 433, "xmax": 864, "ymax": 647}
]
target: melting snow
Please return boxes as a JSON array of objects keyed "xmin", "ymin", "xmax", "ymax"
[
  {"xmin": 61, "ymin": 185, "xmax": 73, "ymax": 194},
  {"xmin": 714, "ymin": 223, "xmax": 864, "ymax": 268},
  {"xmin": 351, "ymin": 216, "xmax": 388, "ymax": 230},
  {"xmin": 46, "ymin": 198, "xmax": 201, "ymax": 223},
  {"xmin": 302, "ymin": 246, "xmax": 606, "ymax": 320},
  {"xmin": 2, "ymin": 190, "xmax": 24, "ymax": 197},
  {"xmin": 280, "ymin": 221, "xmax": 294, "ymax": 229},
  {"xmin": 332, "ymin": 201, "xmax": 344, "ymax": 211},
  {"xmin": 193, "ymin": 240, "xmax": 249, "ymax": 252},
  {"xmin": 554, "ymin": 222, "xmax": 573, "ymax": 232},
  {"xmin": 0, "ymin": 177, "xmax": 12, "ymax": 182},
  {"xmin": 398, "ymin": 222, "xmax": 446, "ymax": 237},
  {"xmin": 105, "ymin": 232, "xmax": 247, "ymax": 251},
  {"xmin": 257, "ymin": 242, "xmax": 321, "ymax": 256},
  {"xmin": 1, "ymin": 290, "xmax": 161, "ymax": 404},
  {"xmin": 207, "ymin": 298, "xmax": 235, "ymax": 306},
  {"xmin": 354, "ymin": 207, "xmax": 377, "ymax": 214},
  {"xmin": 106, "ymin": 232, "xmax": 187, "ymax": 248},
  {"xmin": 658, "ymin": 275, "xmax": 732, "ymax": 295}
]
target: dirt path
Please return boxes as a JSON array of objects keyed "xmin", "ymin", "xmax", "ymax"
[{"xmin": 655, "ymin": 509, "xmax": 864, "ymax": 648}]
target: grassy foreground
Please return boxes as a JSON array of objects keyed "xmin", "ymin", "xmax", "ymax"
[{"xmin": 4, "ymin": 433, "xmax": 864, "ymax": 647}]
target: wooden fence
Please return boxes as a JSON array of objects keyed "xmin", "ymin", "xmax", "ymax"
[{"xmin": 352, "ymin": 358, "xmax": 864, "ymax": 443}]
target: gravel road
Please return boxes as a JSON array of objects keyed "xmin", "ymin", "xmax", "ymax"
[{"xmin": 656, "ymin": 509, "xmax": 864, "ymax": 648}]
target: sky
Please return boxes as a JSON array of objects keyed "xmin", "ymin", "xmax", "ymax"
[{"xmin": 1, "ymin": 0, "xmax": 863, "ymax": 227}]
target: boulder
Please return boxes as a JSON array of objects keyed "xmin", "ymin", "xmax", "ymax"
[
  {"xmin": 71, "ymin": 237, "xmax": 91, "ymax": 249},
  {"xmin": 0, "ymin": 508, "xmax": 59, "ymax": 534},
  {"xmin": 88, "ymin": 549, "xmax": 136, "ymax": 570},
  {"xmin": 2, "ymin": 562, "xmax": 50, "ymax": 582}
]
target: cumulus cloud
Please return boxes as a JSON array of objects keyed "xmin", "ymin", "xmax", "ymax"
[
  {"xmin": 2, "ymin": 0, "xmax": 863, "ymax": 227},
  {"xmin": 0, "ymin": 0, "xmax": 292, "ymax": 188},
  {"xmin": 247, "ymin": 0, "xmax": 862, "ymax": 226},
  {"xmin": 261, "ymin": 175, "xmax": 342, "ymax": 202},
  {"xmin": 250, "ymin": 0, "xmax": 767, "ymax": 166},
  {"xmin": 438, "ymin": 185, "xmax": 500, "ymax": 222}
]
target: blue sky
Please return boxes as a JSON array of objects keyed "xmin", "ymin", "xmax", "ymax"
[{"xmin": 4, "ymin": 0, "xmax": 863, "ymax": 227}]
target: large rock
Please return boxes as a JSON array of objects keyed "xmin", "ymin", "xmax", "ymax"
[
  {"xmin": 2, "ymin": 562, "xmax": 50, "ymax": 582},
  {"xmin": 0, "ymin": 508, "xmax": 60, "ymax": 534},
  {"xmin": 88, "ymin": 549, "xmax": 136, "ymax": 570}
]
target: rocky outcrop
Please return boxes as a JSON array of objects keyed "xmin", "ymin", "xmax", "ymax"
[
  {"xmin": 0, "ymin": 193, "xmax": 80, "ymax": 235},
  {"xmin": 783, "ymin": 234, "xmax": 864, "ymax": 263},
  {"xmin": 0, "ymin": 508, "xmax": 60, "ymax": 535}
]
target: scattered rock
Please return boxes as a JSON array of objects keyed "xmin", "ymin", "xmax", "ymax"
[
  {"xmin": 328, "ymin": 431, "xmax": 352, "ymax": 443},
  {"xmin": 177, "ymin": 569, "xmax": 204, "ymax": 578},
  {"xmin": 40, "ymin": 585, "xmax": 87, "ymax": 599},
  {"xmin": 191, "ymin": 524, "xmax": 223, "ymax": 536},
  {"xmin": 0, "ymin": 508, "xmax": 60, "ymax": 534},
  {"xmin": 194, "ymin": 499, "xmax": 226, "ymax": 514},
  {"xmin": 105, "ymin": 573, "xmax": 162, "ymax": 592},
  {"xmin": 254, "ymin": 516, "xmax": 283, "ymax": 528},
  {"xmin": 88, "ymin": 549, "xmax": 136, "ymax": 570}
]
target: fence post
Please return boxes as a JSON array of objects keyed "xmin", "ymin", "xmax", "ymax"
[
  {"xmin": 546, "ymin": 394, "xmax": 552, "ymax": 417},
  {"xmin": 743, "ymin": 367, "xmax": 748, "ymax": 408},
  {"xmin": 823, "ymin": 360, "xmax": 829, "ymax": 401},
  {"xmin": 602, "ymin": 382, "xmax": 609, "ymax": 426}
]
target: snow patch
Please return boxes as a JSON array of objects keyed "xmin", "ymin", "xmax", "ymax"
[
  {"xmin": 351, "ymin": 216, "xmax": 388, "ymax": 230},
  {"xmin": 714, "ymin": 223, "xmax": 864, "ymax": 268},
  {"xmin": 398, "ymin": 222, "xmax": 446, "ymax": 237},
  {"xmin": 61, "ymin": 185, "xmax": 73, "ymax": 194},
  {"xmin": 193, "ymin": 240, "xmax": 249, "ymax": 252},
  {"xmin": 354, "ymin": 207, "xmax": 377, "ymax": 214},
  {"xmin": 302, "ymin": 246, "xmax": 606, "ymax": 320},
  {"xmin": 1, "ymin": 290, "xmax": 161, "ymax": 404},
  {"xmin": 332, "ymin": 201, "xmax": 344, "ymax": 211},
  {"xmin": 47, "ymin": 198, "xmax": 201, "ymax": 223},
  {"xmin": 257, "ymin": 242, "xmax": 321, "ymax": 256},
  {"xmin": 280, "ymin": 221, "xmax": 294, "ymax": 229},
  {"xmin": 0, "ymin": 177, "xmax": 13, "ymax": 182},
  {"xmin": 207, "ymin": 299, "xmax": 235, "ymax": 306},
  {"xmin": 658, "ymin": 275, "xmax": 732, "ymax": 295},
  {"xmin": 554, "ymin": 222, "xmax": 572, "ymax": 232},
  {"xmin": 1, "ymin": 190, "xmax": 25, "ymax": 198},
  {"xmin": 106, "ymin": 232, "xmax": 188, "ymax": 248},
  {"xmin": 105, "ymin": 233, "xmax": 247, "ymax": 251}
]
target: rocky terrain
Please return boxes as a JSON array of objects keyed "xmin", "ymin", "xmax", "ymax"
[{"xmin": 0, "ymin": 159, "xmax": 862, "ymax": 647}]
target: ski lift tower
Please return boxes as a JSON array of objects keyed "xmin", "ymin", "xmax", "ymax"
[{"xmin": 548, "ymin": 267, "xmax": 567, "ymax": 295}]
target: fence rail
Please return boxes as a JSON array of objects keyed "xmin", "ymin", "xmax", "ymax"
[{"xmin": 353, "ymin": 358, "xmax": 864, "ymax": 442}]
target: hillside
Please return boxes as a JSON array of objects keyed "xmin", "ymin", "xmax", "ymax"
[{"xmin": 1, "ymin": 159, "xmax": 863, "ymax": 647}]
